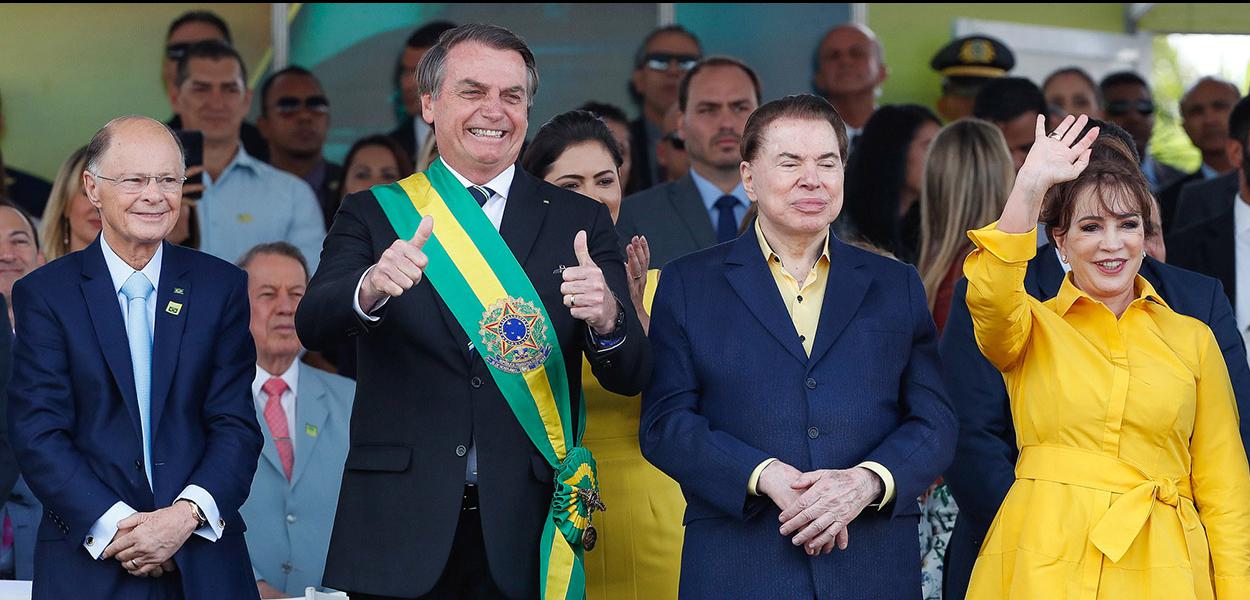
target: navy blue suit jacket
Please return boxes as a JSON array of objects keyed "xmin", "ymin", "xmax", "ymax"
[
  {"xmin": 6, "ymin": 240, "xmax": 263, "ymax": 600},
  {"xmin": 640, "ymin": 228, "xmax": 956, "ymax": 599},
  {"xmin": 940, "ymin": 245, "xmax": 1250, "ymax": 600}
]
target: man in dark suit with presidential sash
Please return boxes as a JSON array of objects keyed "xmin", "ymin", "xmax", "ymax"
[{"xmin": 296, "ymin": 24, "xmax": 650, "ymax": 600}]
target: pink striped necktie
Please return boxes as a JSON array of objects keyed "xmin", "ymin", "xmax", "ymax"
[{"xmin": 262, "ymin": 377, "xmax": 294, "ymax": 481}]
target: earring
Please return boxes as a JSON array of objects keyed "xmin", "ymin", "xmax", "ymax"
[{"xmin": 1060, "ymin": 254, "xmax": 1068, "ymax": 263}]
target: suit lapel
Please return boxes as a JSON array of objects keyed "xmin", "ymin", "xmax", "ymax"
[
  {"xmin": 80, "ymin": 241, "xmax": 143, "ymax": 443},
  {"xmin": 723, "ymin": 233, "xmax": 809, "ymax": 364},
  {"xmin": 290, "ymin": 366, "xmax": 329, "ymax": 488},
  {"xmin": 671, "ymin": 175, "xmax": 717, "ymax": 249},
  {"xmin": 807, "ymin": 234, "xmax": 869, "ymax": 368},
  {"xmin": 1028, "ymin": 243, "xmax": 1066, "ymax": 300},
  {"xmin": 499, "ymin": 167, "xmax": 548, "ymax": 268},
  {"xmin": 150, "ymin": 243, "xmax": 189, "ymax": 435},
  {"xmin": 1214, "ymin": 212, "xmax": 1236, "ymax": 307}
]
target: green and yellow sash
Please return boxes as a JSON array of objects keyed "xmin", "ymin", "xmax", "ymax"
[{"xmin": 372, "ymin": 158, "xmax": 599, "ymax": 600}]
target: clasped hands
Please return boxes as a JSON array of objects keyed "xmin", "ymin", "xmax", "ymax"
[
  {"xmin": 101, "ymin": 503, "xmax": 199, "ymax": 578},
  {"xmin": 756, "ymin": 460, "xmax": 883, "ymax": 556}
]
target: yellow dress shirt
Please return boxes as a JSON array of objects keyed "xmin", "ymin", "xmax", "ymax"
[
  {"xmin": 963, "ymin": 223, "xmax": 1250, "ymax": 599},
  {"xmin": 746, "ymin": 221, "xmax": 895, "ymax": 508}
]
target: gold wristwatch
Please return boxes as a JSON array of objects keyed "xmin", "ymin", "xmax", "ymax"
[{"xmin": 177, "ymin": 498, "xmax": 208, "ymax": 529}]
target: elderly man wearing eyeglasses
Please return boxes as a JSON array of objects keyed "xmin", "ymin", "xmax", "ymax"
[{"xmin": 257, "ymin": 67, "xmax": 342, "ymax": 229}]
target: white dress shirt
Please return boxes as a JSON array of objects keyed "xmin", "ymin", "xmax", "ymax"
[
  {"xmin": 253, "ymin": 360, "xmax": 300, "ymax": 452},
  {"xmin": 1234, "ymin": 194, "xmax": 1250, "ymax": 351},
  {"xmin": 85, "ymin": 235, "xmax": 222, "ymax": 559}
]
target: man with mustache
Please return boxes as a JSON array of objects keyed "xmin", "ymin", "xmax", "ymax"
[
  {"xmin": 618, "ymin": 57, "xmax": 761, "ymax": 267},
  {"xmin": 258, "ymin": 67, "xmax": 343, "ymax": 230}
]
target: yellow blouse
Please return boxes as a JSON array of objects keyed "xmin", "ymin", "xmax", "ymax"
[{"xmin": 963, "ymin": 224, "xmax": 1250, "ymax": 600}]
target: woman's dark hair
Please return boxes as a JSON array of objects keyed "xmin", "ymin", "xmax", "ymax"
[
  {"xmin": 521, "ymin": 110, "xmax": 623, "ymax": 179},
  {"xmin": 842, "ymin": 104, "xmax": 941, "ymax": 255},
  {"xmin": 336, "ymin": 134, "xmax": 414, "ymax": 201},
  {"xmin": 1040, "ymin": 133, "xmax": 1155, "ymax": 242}
]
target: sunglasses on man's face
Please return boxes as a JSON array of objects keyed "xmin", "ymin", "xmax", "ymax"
[
  {"xmin": 644, "ymin": 53, "xmax": 699, "ymax": 72},
  {"xmin": 273, "ymin": 96, "xmax": 331, "ymax": 116},
  {"xmin": 1105, "ymin": 99, "xmax": 1155, "ymax": 117}
]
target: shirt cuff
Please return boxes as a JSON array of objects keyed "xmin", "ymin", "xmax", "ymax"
[
  {"xmin": 85, "ymin": 501, "xmax": 137, "ymax": 559},
  {"xmin": 177, "ymin": 485, "xmax": 223, "ymax": 541},
  {"xmin": 966, "ymin": 221, "xmax": 1039, "ymax": 264},
  {"xmin": 353, "ymin": 266, "xmax": 387, "ymax": 321},
  {"xmin": 747, "ymin": 458, "xmax": 778, "ymax": 496},
  {"xmin": 856, "ymin": 461, "xmax": 895, "ymax": 510}
]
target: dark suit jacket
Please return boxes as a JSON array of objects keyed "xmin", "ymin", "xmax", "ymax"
[
  {"xmin": 315, "ymin": 161, "xmax": 345, "ymax": 229},
  {"xmin": 1171, "ymin": 171, "xmax": 1240, "ymax": 233},
  {"xmin": 7, "ymin": 240, "xmax": 263, "ymax": 600},
  {"xmin": 640, "ymin": 228, "xmax": 956, "ymax": 599},
  {"xmin": 1169, "ymin": 206, "xmax": 1236, "ymax": 308},
  {"xmin": 387, "ymin": 116, "xmax": 418, "ymax": 167},
  {"xmin": 296, "ymin": 165, "xmax": 651, "ymax": 599},
  {"xmin": 0, "ymin": 296, "xmax": 17, "ymax": 504},
  {"xmin": 625, "ymin": 117, "xmax": 655, "ymax": 194},
  {"xmin": 616, "ymin": 173, "xmax": 716, "ymax": 268},
  {"xmin": 0, "ymin": 167, "xmax": 52, "ymax": 218},
  {"xmin": 939, "ymin": 245, "xmax": 1250, "ymax": 600},
  {"xmin": 1157, "ymin": 169, "xmax": 1203, "ymax": 235}
]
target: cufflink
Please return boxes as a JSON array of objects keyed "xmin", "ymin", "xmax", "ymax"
[{"xmin": 86, "ymin": 536, "xmax": 94, "ymax": 546}]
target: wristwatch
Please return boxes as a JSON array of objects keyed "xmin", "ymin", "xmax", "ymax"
[
  {"xmin": 177, "ymin": 498, "xmax": 208, "ymax": 529},
  {"xmin": 592, "ymin": 303, "xmax": 627, "ymax": 348}
]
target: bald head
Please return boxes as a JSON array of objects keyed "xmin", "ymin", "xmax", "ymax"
[
  {"xmin": 813, "ymin": 23, "xmax": 886, "ymax": 103},
  {"xmin": 84, "ymin": 115, "xmax": 185, "ymax": 176},
  {"xmin": 1181, "ymin": 77, "xmax": 1242, "ymax": 159}
]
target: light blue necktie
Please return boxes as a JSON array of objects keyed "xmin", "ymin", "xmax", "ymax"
[{"xmin": 121, "ymin": 272, "xmax": 154, "ymax": 487}]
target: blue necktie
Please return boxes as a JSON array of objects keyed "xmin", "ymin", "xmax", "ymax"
[
  {"xmin": 121, "ymin": 272, "xmax": 154, "ymax": 487},
  {"xmin": 466, "ymin": 185, "xmax": 495, "ymax": 207},
  {"xmin": 715, "ymin": 195, "xmax": 740, "ymax": 243}
]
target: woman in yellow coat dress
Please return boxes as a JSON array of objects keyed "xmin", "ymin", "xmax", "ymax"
[
  {"xmin": 964, "ymin": 114, "xmax": 1250, "ymax": 599},
  {"xmin": 522, "ymin": 110, "xmax": 685, "ymax": 599}
]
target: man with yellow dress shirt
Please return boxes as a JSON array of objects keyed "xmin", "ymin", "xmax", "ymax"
[{"xmin": 640, "ymin": 94, "xmax": 956, "ymax": 598}]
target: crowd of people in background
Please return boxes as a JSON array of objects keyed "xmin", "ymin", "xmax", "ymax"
[{"xmin": 0, "ymin": 9, "xmax": 1248, "ymax": 600}]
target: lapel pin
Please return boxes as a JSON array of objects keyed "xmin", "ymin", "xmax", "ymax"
[
  {"xmin": 553, "ymin": 264, "xmax": 567, "ymax": 275},
  {"xmin": 165, "ymin": 301, "xmax": 183, "ymax": 316},
  {"xmin": 305, "ymin": 424, "xmax": 318, "ymax": 438},
  {"xmin": 543, "ymin": 199, "xmax": 550, "ymax": 204},
  {"xmin": 237, "ymin": 213, "xmax": 254, "ymax": 223},
  {"xmin": 173, "ymin": 287, "xmax": 185, "ymax": 295}
]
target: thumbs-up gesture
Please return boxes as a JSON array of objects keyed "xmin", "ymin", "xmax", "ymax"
[
  {"xmin": 358, "ymin": 215, "xmax": 434, "ymax": 312},
  {"xmin": 561, "ymin": 230, "xmax": 618, "ymax": 335}
]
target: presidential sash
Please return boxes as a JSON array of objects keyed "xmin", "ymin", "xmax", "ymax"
[{"xmin": 372, "ymin": 158, "xmax": 601, "ymax": 600}]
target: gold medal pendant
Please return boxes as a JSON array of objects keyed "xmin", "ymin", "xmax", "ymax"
[{"xmin": 582, "ymin": 525, "xmax": 598, "ymax": 551}]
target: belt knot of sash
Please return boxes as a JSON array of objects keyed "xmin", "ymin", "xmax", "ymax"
[{"xmin": 1015, "ymin": 444, "xmax": 1206, "ymax": 576}]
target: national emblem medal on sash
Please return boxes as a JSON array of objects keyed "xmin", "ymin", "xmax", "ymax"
[{"xmin": 478, "ymin": 297, "xmax": 553, "ymax": 374}]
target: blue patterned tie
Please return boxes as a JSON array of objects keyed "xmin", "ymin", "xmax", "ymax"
[
  {"xmin": 121, "ymin": 272, "xmax": 154, "ymax": 487},
  {"xmin": 715, "ymin": 195, "xmax": 740, "ymax": 243},
  {"xmin": 466, "ymin": 185, "xmax": 495, "ymax": 207}
]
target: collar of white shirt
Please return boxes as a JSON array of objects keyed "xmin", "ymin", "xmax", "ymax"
[
  {"xmin": 442, "ymin": 162, "xmax": 515, "ymax": 202},
  {"xmin": 1235, "ymin": 193, "xmax": 1250, "ymax": 236},
  {"xmin": 99, "ymin": 233, "xmax": 163, "ymax": 296},
  {"xmin": 252, "ymin": 359, "xmax": 301, "ymax": 403}
]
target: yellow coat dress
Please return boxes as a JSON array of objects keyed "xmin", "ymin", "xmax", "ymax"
[
  {"xmin": 963, "ymin": 225, "xmax": 1250, "ymax": 599},
  {"xmin": 582, "ymin": 269, "xmax": 685, "ymax": 600}
]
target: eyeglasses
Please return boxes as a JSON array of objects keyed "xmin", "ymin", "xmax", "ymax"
[
  {"xmin": 644, "ymin": 53, "xmax": 699, "ymax": 72},
  {"xmin": 662, "ymin": 131, "xmax": 685, "ymax": 151},
  {"xmin": 1105, "ymin": 99, "xmax": 1155, "ymax": 117},
  {"xmin": 92, "ymin": 173, "xmax": 186, "ymax": 194},
  {"xmin": 165, "ymin": 43, "xmax": 190, "ymax": 61},
  {"xmin": 273, "ymin": 95, "xmax": 330, "ymax": 116}
]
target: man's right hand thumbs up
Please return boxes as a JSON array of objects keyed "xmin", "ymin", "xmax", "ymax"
[{"xmin": 359, "ymin": 215, "xmax": 434, "ymax": 312}]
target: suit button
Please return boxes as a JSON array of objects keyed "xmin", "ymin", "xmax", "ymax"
[
  {"xmin": 805, "ymin": 378, "xmax": 817, "ymax": 390},
  {"xmin": 471, "ymin": 377, "xmax": 483, "ymax": 389},
  {"xmin": 282, "ymin": 562, "xmax": 293, "ymax": 574},
  {"xmin": 601, "ymin": 359, "xmax": 613, "ymax": 369},
  {"xmin": 455, "ymin": 445, "xmax": 467, "ymax": 457},
  {"xmin": 135, "ymin": 459, "xmax": 143, "ymax": 471},
  {"xmin": 218, "ymin": 518, "xmax": 226, "ymax": 530},
  {"xmin": 807, "ymin": 427, "xmax": 820, "ymax": 439},
  {"xmin": 286, "ymin": 514, "xmax": 296, "ymax": 524}
]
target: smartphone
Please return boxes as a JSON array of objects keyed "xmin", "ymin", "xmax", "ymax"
[{"xmin": 175, "ymin": 130, "xmax": 204, "ymax": 200}]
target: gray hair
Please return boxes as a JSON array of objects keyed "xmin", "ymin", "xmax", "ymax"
[
  {"xmin": 237, "ymin": 241, "xmax": 310, "ymax": 283},
  {"xmin": 83, "ymin": 115, "xmax": 185, "ymax": 176},
  {"xmin": 415, "ymin": 23, "xmax": 539, "ymax": 107}
]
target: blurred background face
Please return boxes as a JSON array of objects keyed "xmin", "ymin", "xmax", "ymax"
[
  {"xmin": 245, "ymin": 252, "xmax": 307, "ymax": 363},
  {"xmin": 1103, "ymin": 83, "xmax": 1155, "ymax": 156},
  {"xmin": 66, "ymin": 179, "xmax": 102, "ymax": 252},
  {"xmin": 1054, "ymin": 189, "xmax": 1145, "ymax": 308},
  {"xmin": 0, "ymin": 207, "xmax": 43, "ymax": 300},
  {"xmin": 904, "ymin": 120, "xmax": 941, "ymax": 210},
  {"xmin": 399, "ymin": 44, "xmax": 431, "ymax": 117},
  {"xmin": 175, "ymin": 57, "xmax": 251, "ymax": 145},
  {"xmin": 996, "ymin": 113, "xmax": 1036, "ymax": 173},
  {"xmin": 1044, "ymin": 73, "xmax": 1102, "ymax": 120},
  {"xmin": 542, "ymin": 140, "xmax": 622, "ymax": 221},
  {"xmin": 259, "ymin": 73, "xmax": 330, "ymax": 158},
  {"xmin": 343, "ymin": 145, "xmax": 402, "ymax": 197},
  {"xmin": 162, "ymin": 21, "xmax": 226, "ymax": 97},
  {"xmin": 681, "ymin": 65, "xmax": 758, "ymax": 172},
  {"xmin": 1181, "ymin": 80, "xmax": 1239, "ymax": 159},
  {"xmin": 814, "ymin": 26, "xmax": 884, "ymax": 98},
  {"xmin": 632, "ymin": 31, "xmax": 700, "ymax": 120},
  {"xmin": 656, "ymin": 102, "xmax": 689, "ymax": 181},
  {"xmin": 743, "ymin": 118, "xmax": 843, "ymax": 237},
  {"xmin": 600, "ymin": 118, "xmax": 633, "ymax": 190}
]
